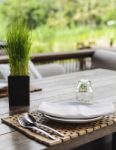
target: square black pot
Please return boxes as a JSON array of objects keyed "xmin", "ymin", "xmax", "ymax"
[{"xmin": 8, "ymin": 76, "xmax": 30, "ymax": 106}]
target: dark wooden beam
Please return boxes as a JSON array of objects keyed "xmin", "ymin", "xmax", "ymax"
[
  {"xmin": 0, "ymin": 49, "xmax": 94, "ymax": 64},
  {"xmin": 31, "ymin": 49, "xmax": 94, "ymax": 63}
]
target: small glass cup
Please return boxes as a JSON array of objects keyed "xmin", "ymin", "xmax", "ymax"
[{"xmin": 76, "ymin": 79, "xmax": 93, "ymax": 104}]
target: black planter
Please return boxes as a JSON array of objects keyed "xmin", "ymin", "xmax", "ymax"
[{"xmin": 8, "ymin": 76, "xmax": 30, "ymax": 106}]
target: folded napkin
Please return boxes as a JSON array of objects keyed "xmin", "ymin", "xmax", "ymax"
[
  {"xmin": 38, "ymin": 101, "xmax": 115, "ymax": 119},
  {"xmin": 0, "ymin": 83, "xmax": 7, "ymax": 91},
  {"xmin": 0, "ymin": 82, "xmax": 42, "ymax": 98}
]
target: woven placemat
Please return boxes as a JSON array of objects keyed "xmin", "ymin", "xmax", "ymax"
[
  {"xmin": 0, "ymin": 84, "xmax": 42, "ymax": 98},
  {"xmin": 2, "ymin": 111, "xmax": 116, "ymax": 146}
]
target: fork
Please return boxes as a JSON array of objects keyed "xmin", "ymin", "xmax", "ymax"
[{"xmin": 18, "ymin": 116, "xmax": 56, "ymax": 140}]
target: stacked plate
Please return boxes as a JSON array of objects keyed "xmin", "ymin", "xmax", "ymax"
[
  {"xmin": 38, "ymin": 100, "xmax": 115, "ymax": 123},
  {"xmin": 44, "ymin": 114, "xmax": 103, "ymax": 123}
]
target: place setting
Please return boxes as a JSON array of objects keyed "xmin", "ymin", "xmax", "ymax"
[
  {"xmin": 0, "ymin": 80, "xmax": 42, "ymax": 98},
  {"xmin": 2, "ymin": 79, "xmax": 116, "ymax": 146},
  {"xmin": 38, "ymin": 79, "xmax": 115, "ymax": 123},
  {"xmin": 38, "ymin": 100, "xmax": 115, "ymax": 124}
]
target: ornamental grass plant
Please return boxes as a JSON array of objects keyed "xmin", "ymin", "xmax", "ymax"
[{"xmin": 6, "ymin": 20, "xmax": 31, "ymax": 76}]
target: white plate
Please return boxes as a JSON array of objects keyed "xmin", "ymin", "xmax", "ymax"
[{"xmin": 44, "ymin": 114, "xmax": 103, "ymax": 123}]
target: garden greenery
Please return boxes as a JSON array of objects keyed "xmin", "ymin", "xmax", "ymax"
[
  {"xmin": 0, "ymin": 0, "xmax": 116, "ymax": 53},
  {"xmin": 6, "ymin": 20, "xmax": 31, "ymax": 76}
]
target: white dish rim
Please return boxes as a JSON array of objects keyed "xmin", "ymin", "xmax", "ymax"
[{"xmin": 44, "ymin": 114, "xmax": 103, "ymax": 123}]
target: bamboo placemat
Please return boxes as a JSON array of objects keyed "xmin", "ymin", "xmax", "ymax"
[
  {"xmin": 2, "ymin": 111, "xmax": 116, "ymax": 146},
  {"xmin": 0, "ymin": 84, "xmax": 42, "ymax": 98}
]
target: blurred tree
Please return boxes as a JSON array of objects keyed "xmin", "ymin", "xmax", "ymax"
[
  {"xmin": 0, "ymin": 0, "xmax": 116, "ymax": 29},
  {"xmin": 1, "ymin": 0, "xmax": 56, "ymax": 29}
]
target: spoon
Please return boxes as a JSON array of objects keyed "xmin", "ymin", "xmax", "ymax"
[
  {"xmin": 18, "ymin": 116, "xmax": 56, "ymax": 140},
  {"xmin": 24, "ymin": 113, "xmax": 64, "ymax": 137}
]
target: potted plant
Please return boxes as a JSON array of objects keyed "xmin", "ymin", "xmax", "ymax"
[{"xmin": 6, "ymin": 20, "xmax": 31, "ymax": 106}]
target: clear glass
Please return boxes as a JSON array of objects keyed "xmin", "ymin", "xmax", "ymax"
[{"xmin": 76, "ymin": 79, "xmax": 93, "ymax": 104}]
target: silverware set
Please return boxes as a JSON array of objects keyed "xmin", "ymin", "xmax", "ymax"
[{"xmin": 18, "ymin": 113, "xmax": 64, "ymax": 140}]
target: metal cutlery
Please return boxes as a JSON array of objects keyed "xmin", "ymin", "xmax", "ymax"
[
  {"xmin": 18, "ymin": 116, "xmax": 56, "ymax": 140},
  {"xmin": 24, "ymin": 113, "xmax": 64, "ymax": 137}
]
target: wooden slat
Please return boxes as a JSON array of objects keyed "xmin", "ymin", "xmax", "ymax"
[{"xmin": 0, "ymin": 131, "xmax": 46, "ymax": 150}]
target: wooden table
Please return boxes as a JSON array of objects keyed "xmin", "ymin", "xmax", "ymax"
[{"xmin": 1, "ymin": 69, "xmax": 116, "ymax": 150}]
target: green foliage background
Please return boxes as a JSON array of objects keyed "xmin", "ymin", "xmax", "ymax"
[{"xmin": 0, "ymin": 0, "xmax": 116, "ymax": 53}]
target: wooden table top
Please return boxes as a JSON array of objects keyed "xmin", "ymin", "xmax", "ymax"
[{"xmin": 1, "ymin": 69, "xmax": 116, "ymax": 150}]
